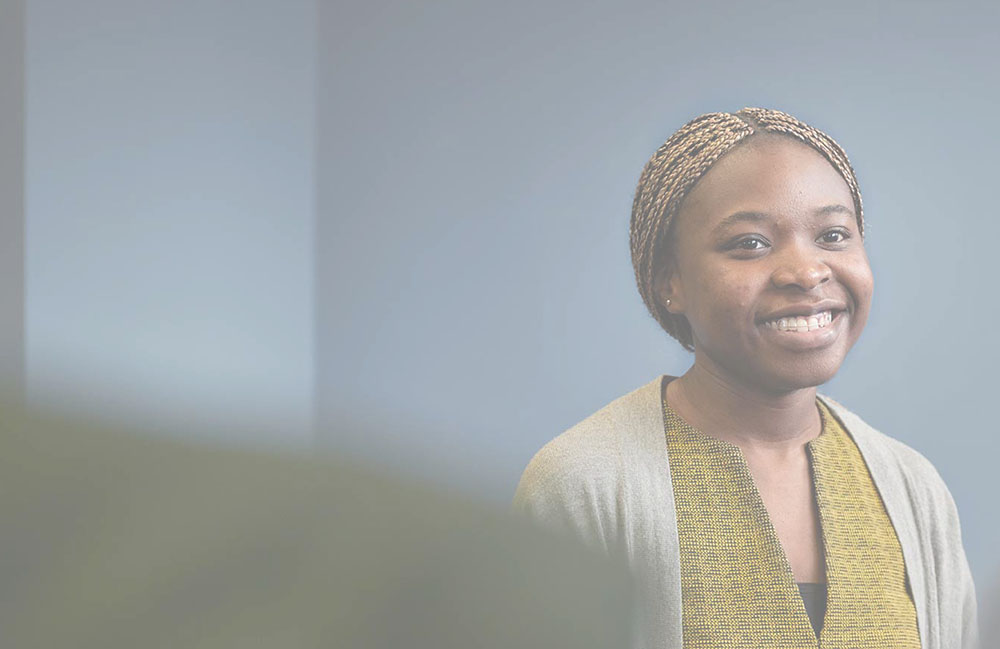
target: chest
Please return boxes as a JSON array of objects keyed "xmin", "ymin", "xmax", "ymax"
[
  {"xmin": 661, "ymin": 401, "xmax": 920, "ymax": 649},
  {"xmin": 744, "ymin": 451, "xmax": 824, "ymax": 583}
]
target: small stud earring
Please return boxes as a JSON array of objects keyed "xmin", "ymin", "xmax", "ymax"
[{"xmin": 665, "ymin": 299, "xmax": 672, "ymax": 307}]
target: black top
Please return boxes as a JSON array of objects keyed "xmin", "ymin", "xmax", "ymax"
[{"xmin": 797, "ymin": 582, "xmax": 828, "ymax": 637}]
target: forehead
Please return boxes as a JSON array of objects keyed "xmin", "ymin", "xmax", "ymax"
[{"xmin": 676, "ymin": 134, "xmax": 855, "ymax": 234}]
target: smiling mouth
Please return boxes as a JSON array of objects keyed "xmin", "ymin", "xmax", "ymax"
[{"xmin": 762, "ymin": 310, "xmax": 837, "ymax": 333}]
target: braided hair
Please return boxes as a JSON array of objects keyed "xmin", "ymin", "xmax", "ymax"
[{"xmin": 629, "ymin": 107, "xmax": 864, "ymax": 351}]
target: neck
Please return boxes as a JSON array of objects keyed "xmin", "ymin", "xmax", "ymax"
[{"xmin": 666, "ymin": 361, "xmax": 822, "ymax": 452}]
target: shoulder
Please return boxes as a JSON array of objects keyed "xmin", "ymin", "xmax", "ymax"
[
  {"xmin": 820, "ymin": 393, "xmax": 977, "ymax": 647},
  {"xmin": 515, "ymin": 377, "xmax": 664, "ymax": 495},
  {"xmin": 818, "ymin": 393, "xmax": 962, "ymax": 528},
  {"xmin": 511, "ymin": 376, "xmax": 666, "ymax": 545}
]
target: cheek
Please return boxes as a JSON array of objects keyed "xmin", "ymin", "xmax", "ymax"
[
  {"xmin": 839, "ymin": 253, "xmax": 875, "ymax": 326},
  {"xmin": 690, "ymin": 267, "xmax": 757, "ymax": 322},
  {"xmin": 847, "ymin": 257, "xmax": 874, "ymax": 307}
]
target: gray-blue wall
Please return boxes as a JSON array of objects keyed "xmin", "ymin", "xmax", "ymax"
[
  {"xmin": 26, "ymin": 0, "xmax": 316, "ymax": 445},
  {"xmin": 318, "ymin": 0, "xmax": 1000, "ymax": 587},
  {"xmin": 1, "ymin": 0, "xmax": 24, "ymax": 400}
]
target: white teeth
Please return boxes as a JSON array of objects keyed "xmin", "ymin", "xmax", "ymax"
[{"xmin": 765, "ymin": 310, "xmax": 834, "ymax": 332}]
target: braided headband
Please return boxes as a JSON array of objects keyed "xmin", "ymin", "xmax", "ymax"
[{"xmin": 629, "ymin": 107, "xmax": 864, "ymax": 351}]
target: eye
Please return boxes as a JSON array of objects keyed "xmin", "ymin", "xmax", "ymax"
[
  {"xmin": 729, "ymin": 236, "xmax": 770, "ymax": 251},
  {"xmin": 818, "ymin": 228, "xmax": 851, "ymax": 244}
]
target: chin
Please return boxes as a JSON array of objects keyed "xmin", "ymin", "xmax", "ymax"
[
  {"xmin": 699, "ymin": 337, "xmax": 852, "ymax": 395},
  {"xmin": 751, "ymin": 355, "xmax": 845, "ymax": 393}
]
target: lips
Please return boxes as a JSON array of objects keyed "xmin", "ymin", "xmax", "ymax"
[
  {"xmin": 757, "ymin": 308, "xmax": 848, "ymax": 352},
  {"xmin": 764, "ymin": 310, "xmax": 834, "ymax": 332},
  {"xmin": 757, "ymin": 300, "xmax": 847, "ymax": 324}
]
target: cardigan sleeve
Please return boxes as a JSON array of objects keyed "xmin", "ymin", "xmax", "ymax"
[
  {"xmin": 891, "ymin": 438, "xmax": 979, "ymax": 649},
  {"xmin": 929, "ymin": 469, "xmax": 978, "ymax": 649}
]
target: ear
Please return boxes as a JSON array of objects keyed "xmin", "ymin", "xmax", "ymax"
[{"xmin": 653, "ymin": 259, "xmax": 685, "ymax": 315}]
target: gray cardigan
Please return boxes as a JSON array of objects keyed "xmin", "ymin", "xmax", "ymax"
[{"xmin": 513, "ymin": 376, "xmax": 978, "ymax": 649}]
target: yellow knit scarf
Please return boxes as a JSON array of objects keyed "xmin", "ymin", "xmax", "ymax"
[{"xmin": 663, "ymin": 397, "xmax": 920, "ymax": 648}]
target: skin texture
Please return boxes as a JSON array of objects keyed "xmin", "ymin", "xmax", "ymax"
[{"xmin": 655, "ymin": 134, "xmax": 875, "ymax": 582}]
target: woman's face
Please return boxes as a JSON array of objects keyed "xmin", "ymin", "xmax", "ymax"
[{"xmin": 657, "ymin": 134, "xmax": 874, "ymax": 393}]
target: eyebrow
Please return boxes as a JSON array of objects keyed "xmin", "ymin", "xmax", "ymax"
[{"xmin": 713, "ymin": 204, "xmax": 856, "ymax": 233}]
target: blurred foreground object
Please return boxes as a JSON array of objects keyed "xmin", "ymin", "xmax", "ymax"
[{"xmin": 0, "ymin": 403, "xmax": 632, "ymax": 648}]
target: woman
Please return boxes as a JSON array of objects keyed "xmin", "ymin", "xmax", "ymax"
[{"xmin": 513, "ymin": 108, "xmax": 977, "ymax": 649}]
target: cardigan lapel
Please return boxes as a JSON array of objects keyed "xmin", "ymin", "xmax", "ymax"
[{"xmin": 636, "ymin": 375, "xmax": 684, "ymax": 649}]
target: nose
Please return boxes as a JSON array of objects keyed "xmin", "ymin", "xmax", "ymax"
[{"xmin": 770, "ymin": 244, "xmax": 832, "ymax": 291}]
